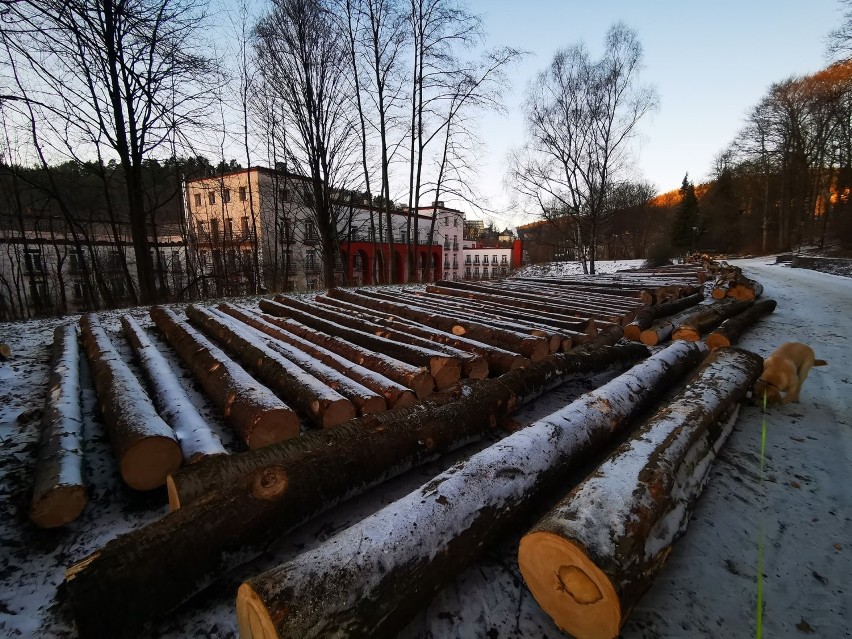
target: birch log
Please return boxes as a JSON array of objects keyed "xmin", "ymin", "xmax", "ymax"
[
  {"xmin": 150, "ymin": 306, "xmax": 299, "ymax": 449},
  {"xmin": 706, "ymin": 299, "xmax": 777, "ymax": 350},
  {"xmin": 29, "ymin": 324, "xmax": 87, "ymax": 528},
  {"xmin": 518, "ymin": 347, "xmax": 762, "ymax": 639},
  {"xmin": 80, "ymin": 314, "xmax": 182, "ymax": 491},
  {"xmin": 121, "ymin": 316, "xmax": 226, "ymax": 463},
  {"xmin": 235, "ymin": 342, "xmax": 708, "ymax": 639},
  {"xmin": 64, "ymin": 343, "xmax": 650, "ymax": 639}
]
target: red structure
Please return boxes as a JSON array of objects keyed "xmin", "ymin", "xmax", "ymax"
[{"xmin": 339, "ymin": 241, "xmax": 443, "ymax": 285}]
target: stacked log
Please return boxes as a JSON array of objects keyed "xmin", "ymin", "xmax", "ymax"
[
  {"xmin": 671, "ymin": 299, "xmax": 754, "ymax": 342},
  {"xmin": 314, "ymin": 294, "xmax": 528, "ymax": 374},
  {"xmin": 64, "ymin": 342, "xmax": 650, "ymax": 638},
  {"xmin": 325, "ymin": 287, "xmax": 551, "ymax": 361},
  {"xmin": 706, "ymin": 299, "xmax": 777, "ymax": 350},
  {"xmin": 518, "ymin": 347, "xmax": 763, "ymax": 639},
  {"xmin": 79, "ymin": 314, "xmax": 182, "ymax": 491},
  {"xmin": 624, "ymin": 292, "xmax": 704, "ymax": 341},
  {"xmin": 217, "ymin": 304, "xmax": 417, "ymax": 408},
  {"xmin": 234, "ymin": 342, "xmax": 708, "ymax": 639},
  {"xmin": 260, "ymin": 297, "xmax": 464, "ymax": 389},
  {"xmin": 29, "ymin": 324, "xmax": 87, "ymax": 528},
  {"xmin": 186, "ymin": 305, "xmax": 357, "ymax": 428},
  {"xmin": 150, "ymin": 306, "xmax": 299, "ymax": 449},
  {"xmin": 253, "ymin": 302, "xmax": 434, "ymax": 399},
  {"xmin": 121, "ymin": 316, "xmax": 226, "ymax": 463}
]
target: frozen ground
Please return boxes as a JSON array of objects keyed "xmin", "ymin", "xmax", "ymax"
[{"xmin": 0, "ymin": 258, "xmax": 850, "ymax": 638}]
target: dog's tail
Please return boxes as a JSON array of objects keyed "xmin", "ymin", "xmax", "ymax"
[{"xmin": 814, "ymin": 359, "xmax": 828, "ymax": 366}]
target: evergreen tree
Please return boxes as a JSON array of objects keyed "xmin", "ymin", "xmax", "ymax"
[{"xmin": 671, "ymin": 174, "xmax": 702, "ymax": 252}]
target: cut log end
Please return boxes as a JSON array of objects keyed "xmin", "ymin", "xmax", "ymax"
[
  {"xmin": 623, "ymin": 325, "xmax": 641, "ymax": 341},
  {"xmin": 321, "ymin": 399, "xmax": 357, "ymax": 428},
  {"xmin": 672, "ymin": 328, "xmax": 701, "ymax": 342},
  {"xmin": 519, "ymin": 532, "xmax": 621, "ymax": 639},
  {"xmin": 548, "ymin": 335, "xmax": 562, "ymax": 353},
  {"xmin": 711, "ymin": 288, "xmax": 727, "ymax": 300},
  {"xmin": 431, "ymin": 362, "xmax": 461, "ymax": 391},
  {"xmin": 451, "ymin": 325, "xmax": 466, "ymax": 336},
  {"xmin": 248, "ymin": 411, "xmax": 301, "ymax": 449},
  {"xmin": 359, "ymin": 396, "xmax": 388, "ymax": 416},
  {"xmin": 529, "ymin": 340, "xmax": 550, "ymax": 362},
  {"xmin": 120, "ymin": 436, "xmax": 183, "ymax": 491},
  {"xmin": 166, "ymin": 475, "xmax": 181, "ymax": 511},
  {"xmin": 0, "ymin": 342, "xmax": 10, "ymax": 360},
  {"xmin": 236, "ymin": 582, "xmax": 278, "ymax": 639},
  {"xmin": 29, "ymin": 485, "xmax": 87, "ymax": 528},
  {"xmin": 410, "ymin": 371, "xmax": 435, "ymax": 399},
  {"xmin": 391, "ymin": 390, "xmax": 418, "ymax": 408},
  {"xmin": 464, "ymin": 358, "xmax": 489, "ymax": 381},
  {"xmin": 705, "ymin": 332, "xmax": 731, "ymax": 351}
]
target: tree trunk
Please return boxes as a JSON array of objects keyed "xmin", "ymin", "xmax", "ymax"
[
  {"xmin": 29, "ymin": 324, "xmax": 87, "ymax": 528},
  {"xmin": 706, "ymin": 299, "xmax": 777, "ymax": 350},
  {"xmin": 315, "ymin": 295, "xmax": 528, "ymax": 374},
  {"xmin": 186, "ymin": 305, "xmax": 356, "ymax": 429},
  {"xmin": 252, "ymin": 301, "xmax": 434, "ymax": 399},
  {"xmin": 326, "ymin": 288, "xmax": 550, "ymax": 361},
  {"xmin": 121, "ymin": 315, "xmax": 226, "ymax": 463},
  {"xmin": 518, "ymin": 347, "xmax": 763, "ymax": 639},
  {"xmin": 261, "ymin": 298, "xmax": 462, "ymax": 389},
  {"xmin": 218, "ymin": 303, "xmax": 416, "ymax": 409},
  {"xmin": 624, "ymin": 292, "xmax": 704, "ymax": 341},
  {"xmin": 235, "ymin": 342, "xmax": 707, "ymax": 639},
  {"xmin": 272, "ymin": 294, "xmax": 487, "ymax": 380},
  {"xmin": 65, "ymin": 343, "xmax": 650, "ymax": 639},
  {"xmin": 672, "ymin": 300, "xmax": 754, "ymax": 342},
  {"xmin": 79, "ymin": 314, "xmax": 181, "ymax": 491},
  {"xmin": 150, "ymin": 306, "xmax": 299, "ymax": 449}
]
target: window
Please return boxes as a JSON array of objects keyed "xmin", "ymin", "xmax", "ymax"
[
  {"xmin": 279, "ymin": 187, "xmax": 289, "ymax": 202},
  {"xmin": 223, "ymin": 188, "xmax": 231, "ymax": 203},
  {"xmin": 196, "ymin": 220, "xmax": 206, "ymax": 237},
  {"xmin": 305, "ymin": 222, "xmax": 318, "ymax": 241},
  {"xmin": 239, "ymin": 186, "xmax": 247, "ymax": 201},
  {"xmin": 444, "ymin": 217, "xmax": 449, "ymax": 226},
  {"xmin": 242, "ymin": 216, "xmax": 250, "ymax": 237},
  {"xmin": 211, "ymin": 218, "xmax": 220, "ymax": 238},
  {"xmin": 465, "ymin": 267, "xmax": 471, "ymax": 278},
  {"xmin": 208, "ymin": 191, "xmax": 216, "ymax": 205},
  {"xmin": 453, "ymin": 218, "xmax": 458, "ymax": 227},
  {"xmin": 305, "ymin": 250, "xmax": 317, "ymax": 272},
  {"xmin": 194, "ymin": 193, "xmax": 202, "ymax": 207},
  {"xmin": 465, "ymin": 255, "xmax": 471, "ymax": 265},
  {"xmin": 24, "ymin": 248, "xmax": 43, "ymax": 274},
  {"xmin": 492, "ymin": 255, "xmax": 497, "ymax": 265},
  {"xmin": 501, "ymin": 255, "xmax": 508, "ymax": 264}
]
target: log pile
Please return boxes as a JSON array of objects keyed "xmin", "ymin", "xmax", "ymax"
[
  {"xmin": 29, "ymin": 324, "xmax": 87, "ymax": 528},
  {"xmin": 518, "ymin": 347, "xmax": 763, "ymax": 639},
  {"xmin": 706, "ymin": 298, "xmax": 777, "ymax": 350},
  {"xmin": 64, "ymin": 342, "xmax": 650, "ymax": 637},
  {"xmin": 671, "ymin": 299, "xmax": 754, "ymax": 342},
  {"xmin": 699, "ymin": 257, "xmax": 765, "ymax": 301},
  {"xmin": 624, "ymin": 292, "xmax": 704, "ymax": 341},
  {"xmin": 234, "ymin": 342, "xmax": 708, "ymax": 639}
]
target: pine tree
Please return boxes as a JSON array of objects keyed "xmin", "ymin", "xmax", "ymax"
[{"xmin": 671, "ymin": 174, "xmax": 702, "ymax": 253}]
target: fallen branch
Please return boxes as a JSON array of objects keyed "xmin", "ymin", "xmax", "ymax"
[{"xmin": 518, "ymin": 347, "xmax": 762, "ymax": 639}]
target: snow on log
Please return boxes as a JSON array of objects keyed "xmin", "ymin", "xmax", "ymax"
[
  {"xmin": 121, "ymin": 316, "xmax": 226, "ymax": 463},
  {"xmin": 150, "ymin": 306, "xmax": 299, "ymax": 449},
  {"xmin": 186, "ymin": 305, "xmax": 356, "ymax": 428},
  {"xmin": 315, "ymin": 295, "xmax": 528, "ymax": 374},
  {"xmin": 271, "ymin": 294, "xmax": 488, "ymax": 380},
  {"xmin": 207, "ymin": 307, "xmax": 386, "ymax": 416},
  {"xmin": 518, "ymin": 347, "xmax": 763, "ymax": 639},
  {"xmin": 235, "ymin": 342, "xmax": 708, "ymax": 639},
  {"xmin": 261, "ymin": 297, "xmax": 462, "ymax": 389},
  {"xmin": 64, "ymin": 343, "xmax": 650, "ymax": 638},
  {"xmin": 253, "ymin": 301, "xmax": 433, "ymax": 398},
  {"xmin": 671, "ymin": 299, "xmax": 754, "ymax": 342},
  {"xmin": 706, "ymin": 299, "xmax": 777, "ymax": 350},
  {"xmin": 325, "ymin": 287, "xmax": 551, "ymax": 361},
  {"xmin": 623, "ymin": 293, "xmax": 704, "ymax": 341},
  {"xmin": 79, "ymin": 314, "xmax": 182, "ymax": 491},
  {"xmin": 218, "ymin": 304, "xmax": 416, "ymax": 408},
  {"xmin": 29, "ymin": 324, "xmax": 87, "ymax": 528}
]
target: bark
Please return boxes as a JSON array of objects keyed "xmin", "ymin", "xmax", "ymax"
[
  {"xmin": 315, "ymin": 295, "xmax": 528, "ymax": 375},
  {"xmin": 235, "ymin": 342, "xmax": 708, "ymax": 639},
  {"xmin": 272, "ymin": 294, "xmax": 487, "ymax": 380},
  {"xmin": 186, "ymin": 305, "xmax": 356, "ymax": 429},
  {"xmin": 29, "ymin": 324, "xmax": 87, "ymax": 528},
  {"xmin": 79, "ymin": 314, "xmax": 181, "ymax": 491},
  {"xmin": 672, "ymin": 300, "xmax": 755, "ymax": 342},
  {"xmin": 252, "ymin": 302, "xmax": 434, "ymax": 399},
  {"xmin": 261, "ymin": 298, "xmax": 462, "ymax": 390},
  {"xmin": 218, "ymin": 304, "xmax": 416, "ymax": 409},
  {"xmin": 706, "ymin": 299, "xmax": 777, "ymax": 350},
  {"xmin": 64, "ymin": 343, "xmax": 651, "ymax": 638},
  {"xmin": 121, "ymin": 316, "xmax": 226, "ymax": 463},
  {"xmin": 209, "ymin": 308, "xmax": 386, "ymax": 416},
  {"xmin": 518, "ymin": 348, "xmax": 763, "ymax": 639},
  {"xmin": 150, "ymin": 306, "xmax": 299, "ymax": 449},
  {"xmin": 624, "ymin": 292, "xmax": 704, "ymax": 341},
  {"xmin": 326, "ymin": 288, "xmax": 550, "ymax": 361},
  {"xmin": 498, "ymin": 281, "xmax": 649, "ymax": 316}
]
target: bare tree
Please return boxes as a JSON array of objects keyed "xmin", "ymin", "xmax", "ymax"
[
  {"xmin": 1, "ymin": 0, "xmax": 217, "ymax": 304},
  {"xmin": 509, "ymin": 23, "xmax": 657, "ymax": 274}
]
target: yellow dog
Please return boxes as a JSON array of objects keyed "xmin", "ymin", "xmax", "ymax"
[{"xmin": 753, "ymin": 342, "xmax": 827, "ymax": 405}]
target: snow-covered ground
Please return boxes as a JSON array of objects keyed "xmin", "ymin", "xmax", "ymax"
[{"xmin": 1, "ymin": 258, "xmax": 850, "ymax": 638}]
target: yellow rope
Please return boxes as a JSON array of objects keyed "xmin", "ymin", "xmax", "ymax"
[{"xmin": 756, "ymin": 389, "xmax": 768, "ymax": 639}]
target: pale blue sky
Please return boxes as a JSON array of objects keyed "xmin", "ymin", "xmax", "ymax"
[{"xmin": 466, "ymin": 0, "xmax": 843, "ymax": 225}]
